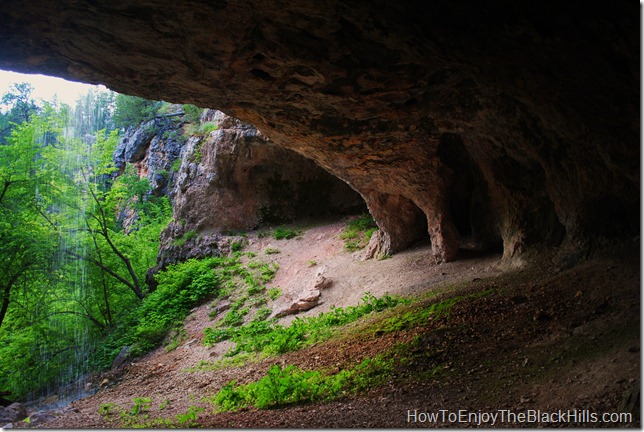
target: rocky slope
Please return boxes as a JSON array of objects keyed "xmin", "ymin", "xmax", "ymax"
[
  {"xmin": 9, "ymin": 223, "xmax": 639, "ymax": 428},
  {"xmin": 0, "ymin": 1, "xmax": 637, "ymax": 265}
]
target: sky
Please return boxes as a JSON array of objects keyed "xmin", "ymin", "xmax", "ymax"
[{"xmin": 0, "ymin": 69, "xmax": 107, "ymax": 107}]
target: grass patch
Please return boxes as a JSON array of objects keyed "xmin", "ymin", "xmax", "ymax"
[
  {"xmin": 203, "ymin": 292, "xmax": 407, "ymax": 358},
  {"xmin": 340, "ymin": 214, "xmax": 377, "ymax": 251},
  {"xmin": 171, "ymin": 229, "xmax": 197, "ymax": 247},
  {"xmin": 272, "ymin": 226, "xmax": 302, "ymax": 240},
  {"xmin": 94, "ymin": 252, "xmax": 282, "ymax": 369},
  {"xmin": 267, "ymin": 287, "xmax": 282, "ymax": 300},
  {"xmin": 99, "ymin": 397, "xmax": 205, "ymax": 428},
  {"xmin": 211, "ymin": 348, "xmax": 415, "ymax": 413}
]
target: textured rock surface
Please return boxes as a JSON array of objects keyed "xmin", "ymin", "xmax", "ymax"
[
  {"xmin": 0, "ymin": 1, "xmax": 638, "ymax": 263},
  {"xmin": 155, "ymin": 110, "xmax": 364, "ymax": 269},
  {"xmin": 166, "ymin": 110, "xmax": 364, "ymax": 236},
  {"xmin": 113, "ymin": 110, "xmax": 187, "ymax": 198}
]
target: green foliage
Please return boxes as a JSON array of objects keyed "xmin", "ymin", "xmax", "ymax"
[
  {"xmin": 171, "ymin": 158, "xmax": 182, "ymax": 172},
  {"xmin": 112, "ymin": 94, "xmax": 163, "ymax": 129},
  {"xmin": 129, "ymin": 397, "xmax": 152, "ymax": 415},
  {"xmin": 183, "ymin": 119, "xmax": 218, "ymax": 138},
  {"xmin": 0, "ymin": 82, "xmax": 40, "ymax": 143},
  {"xmin": 230, "ymin": 241, "xmax": 244, "ymax": 252},
  {"xmin": 272, "ymin": 226, "xmax": 302, "ymax": 240},
  {"xmin": 201, "ymin": 121, "xmax": 218, "ymax": 134},
  {"xmin": 340, "ymin": 214, "xmax": 377, "ymax": 251},
  {"xmin": 267, "ymin": 287, "xmax": 282, "ymax": 301},
  {"xmin": 0, "ymin": 89, "xmax": 177, "ymax": 399},
  {"xmin": 265, "ymin": 247, "xmax": 280, "ymax": 255},
  {"xmin": 253, "ymin": 306, "xmax": 272, "ymax": 322},
  {"xmin": 125, "ymin": 257, "xmax": 222, "ymax": 356},
  {"xmin": 99, "ymin": 403, "xmax": 118, "ymax": 416},
  {"xmin": 203, "ymin": 292, "xmax": 406, "ymax": 358},
  {"xmin": 98, "ymin": 396, "xmax": 205, "ymax": 428},
  {"xmin": 174, "ymin": 405, "xmax": 204, "ymax": 427},
  {"xmin": 172, "ymin": 229, "xmax": 197, "ymax": 247},
  {"xmin": 182, "ymin": 104, "xmax": 203, "ymax": 123},
  {"xmin": 374, "ymin": 297, "xmax": 461, "ymax": 334},
  {"xmin": 212, "ymin": 354, "xmax": 399, "ymax": 412}
]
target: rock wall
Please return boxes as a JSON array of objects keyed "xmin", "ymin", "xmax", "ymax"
[
  {"xmin": 0, "ymin": 0, "xmax": 638, "ymax": 264},
  {"xmin": 119, "ymin": 109, "xmax": 365, "ymax": 269},
  {"xmin": 167, "ymin": 110, "xmax": 363, "ymax": 236},
  {"xmin": 113, "ymin": 109, "xmax": 186, "ymax": 198}
]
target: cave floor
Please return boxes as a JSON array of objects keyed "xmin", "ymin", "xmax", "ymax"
[{"xmin": 37, "ymin": 221, "xmax": 639, "ymax": 428}]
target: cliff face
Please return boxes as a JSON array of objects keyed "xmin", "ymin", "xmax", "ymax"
[
  {"xmin": 114, "ymin": 109, "xmax": 364, "ymax": 269},
  {"xmin": 168, "ymin": 110, "xmax": 363, "ymax": 236},
  {"xmin": 0, "ymin": 1, "xmax": 638, "ymax": 264}
]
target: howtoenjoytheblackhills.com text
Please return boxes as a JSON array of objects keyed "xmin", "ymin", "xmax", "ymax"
[{"xmin": 406, "ymin": 408, "xmax": 633, "ymax": 426}]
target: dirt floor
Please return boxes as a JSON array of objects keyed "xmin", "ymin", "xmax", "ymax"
[{"xmin": 25, "ymin": 219, "xmax": 640, "ymax": 428}]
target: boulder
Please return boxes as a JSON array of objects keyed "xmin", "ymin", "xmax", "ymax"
[
  {"xmin": 111, "ymin": 346, "xmax": 131, "ymax": 370},
  {"xmin": 0, "ymin": 403, "xmax": 27, "ymax": 423},
  {"xmin": 313, "ymin": 266, "xmax": 332, "ymax": 290},
  {"xmin": 28, "ymin": 411, "xmax": 57, "ymax": 427}
]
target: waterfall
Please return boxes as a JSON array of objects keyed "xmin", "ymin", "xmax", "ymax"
[{"xmin": 27, "ymin": 94, "xmax": 110, "ymax": 408}]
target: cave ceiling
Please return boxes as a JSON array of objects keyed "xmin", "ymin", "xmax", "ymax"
[{"xmin": 0, "ymin": 0, "xmax": 638, "ymax": 262}]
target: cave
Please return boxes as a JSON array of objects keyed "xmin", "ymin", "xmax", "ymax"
[{"xmin": 0, "ymin": 0, "xmax": 638, "ymax": 264}]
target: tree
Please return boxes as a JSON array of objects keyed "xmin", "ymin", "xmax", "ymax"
[
  {"xmin": 0, "ymin": 114, "xmax": 58, "ymax": 328},
  {"xmin": 112, "ymin": 94, "xmax": 162, "ymax": 130},
  {"xmin": 0, "ymin": 82, "xmax": 40, "ymax": 143}
]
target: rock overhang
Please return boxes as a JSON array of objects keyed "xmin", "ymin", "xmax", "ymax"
[{"xmin": 0, "ymin": 0, "xmax": 638, "ymax": 263}]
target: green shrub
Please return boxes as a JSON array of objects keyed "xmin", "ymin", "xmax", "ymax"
[
  {"xmin": 182, "ymin": 104, "xmax": 204, "ymax": 123},
  {"xmin": 267, "ymin": 287, "xmax": 282, "ymax": 301},
  {"xmin": 273, "ymin": 226, "xmax": 301, "ymax": 240},
  {"xmin": 172, "ymin": 229, "xmax": 197, "ymax": 247},
  {"xmin": 253, "ymin": 306, "xmax": 272, "ymax": 322},
  {"xmin": 213, "ymin": 364, "xmax": 324, "ymax": 412},
  {"xmin": 212, "ymin": 355, "xmax": 398, "ymax": 413},
  {"xmin": 200, "ymin": 121, "xmax": 218, "ymax": 134},
  {"xmin": 203, "ymin": 292, "xmax": 407, "ymax": 357},
  {"xmin": 340, "ymin": 214, "xmax": 377, "ymax": 251}
]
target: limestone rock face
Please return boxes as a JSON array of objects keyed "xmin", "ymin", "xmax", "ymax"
[
  {"xmin": 156, "ymin": 110, "xmax": 364, "ymax": 268},
  {"xmin": 167, "ymin": 110, "xmax": 363, "ymax": 235},
  {"xmin": 113, "ymin": 111, "xmax": 186, "ymax": 198},
  {"xmin": 0, "ymin": 1, "xmax": 637, "ymax": 263}
]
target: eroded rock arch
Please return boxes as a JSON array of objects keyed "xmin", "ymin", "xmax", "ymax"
[{"xmin": 0, "ymin": 0, "xmax": 638, "ymax": 263}]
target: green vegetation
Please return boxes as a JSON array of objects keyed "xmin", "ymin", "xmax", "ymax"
[
  {"xmin": 99, "ymin": 397, "xmax": 205, "ymax": 428},
  {"xmin": 112, "ymin": 94, "xmax": 163, "ymax": 129},
  {"xmin": 230, "ymin": 240, "xmax": 244, "ymax": 252},
  {"xmin": 182, "ymin": 104, "xmax": 204, "ymax": 123},
  {"xmin": 208, "ymin": 290, "xmax": 482, "ymax": 413},
  {"xmin": 212, "ymin": 351, "xmax": 408, "ymax": 413},
  {"xmin": 183, "ymin": 121, "xmax": 218, "ymax": 138},
  {"xmin": 272, "ymin": 226, "xmax": 302, "ymax": 240},
  {"xmin": 172, "ymin": 229, "xmax": 197, "ymax": 247},
  {"xmin": 203, "ymin": 292, "xmax": 406, "ymax": 358},
  {"xmin": 265, "ymin": 247, "xmax": 280, "ymax": 255},
  {"xmin": 95, "ymin": 251, "xmax": 281, "ymax": 365},
  {"xmin": 340, "ymin": 214, "xmax": 378, "ymax": 251},
  {"xmin": 0, "ymin": 84, "xmax": 292, "ymax": 401},
  {"xmin": 0, "ymin": 88, "xmax": 175, "ymax": 398},
  {"xmin": 267, "ymin": 287, "xmax": 282, "ymax": 300}
]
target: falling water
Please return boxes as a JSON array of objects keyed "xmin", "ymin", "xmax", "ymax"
[{"xmin": 28, "ymin": 90, "xmax": 112, "ymax": 409}]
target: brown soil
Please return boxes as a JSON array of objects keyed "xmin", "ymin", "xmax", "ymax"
[{"xmin": 32, "ymin": 220, "xmax": 640, "ymax": 428}]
